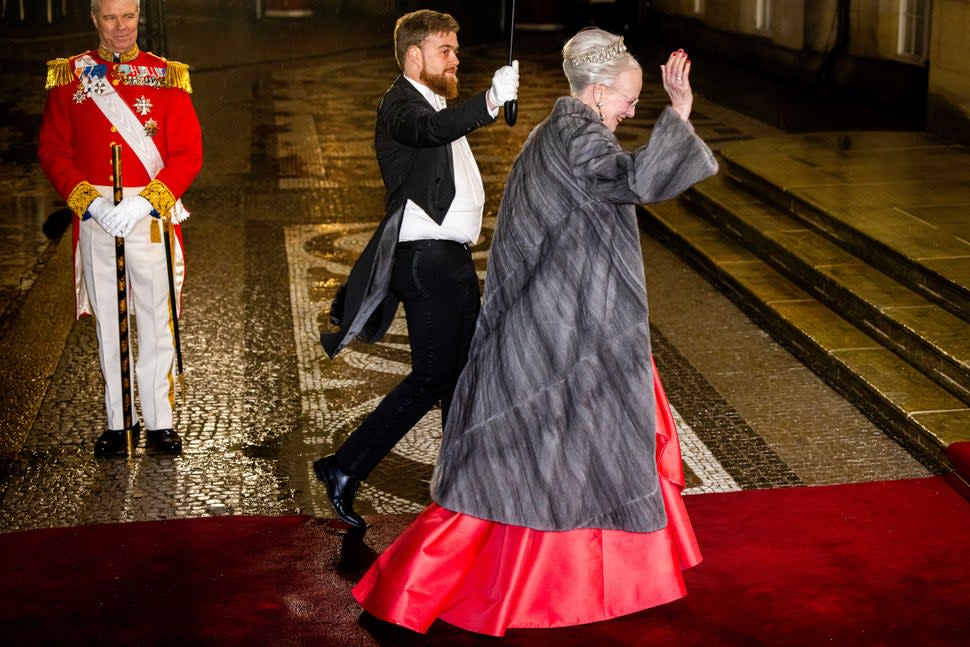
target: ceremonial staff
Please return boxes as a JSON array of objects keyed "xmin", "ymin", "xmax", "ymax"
[
  {"xmin": 111, "ymin": 144, "xmax": 136, "ymax": 457},
  {"xmin": 162, "ymin": 214, "xmax": 184, "ymax": 400},
  {"xmin": 504, "ymin": 0, "xmax": 518, "ymax": 126}
]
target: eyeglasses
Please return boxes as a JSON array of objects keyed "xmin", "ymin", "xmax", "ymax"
[{"xmin": 603, "ymin": 85, "xmax": 639, "ymax": 109}]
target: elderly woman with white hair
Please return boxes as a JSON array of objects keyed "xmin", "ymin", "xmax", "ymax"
[{"xmin": 351, "ymin": 27, "xmax": 719, "ymax": 636}]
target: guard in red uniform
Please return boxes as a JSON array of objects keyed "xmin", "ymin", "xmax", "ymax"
[{"xmin": 39, "ymin": 0, "xmax": 202, "ymax": 457}]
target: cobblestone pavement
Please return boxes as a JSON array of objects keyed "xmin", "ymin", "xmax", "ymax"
[{"xmin": 0, "ymin": 16, "xmax": 930, "ymax": 531}]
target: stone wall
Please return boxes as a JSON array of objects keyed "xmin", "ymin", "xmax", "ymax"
[{"xmin": 928, "ymin": 0, "xmax": 970, "ymax": 145}]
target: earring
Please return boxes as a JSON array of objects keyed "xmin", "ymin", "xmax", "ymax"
[{"xmin": 596, "ymin": 100, "xmax": 604, "ymax": 121}]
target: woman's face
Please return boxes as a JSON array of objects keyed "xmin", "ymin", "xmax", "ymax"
[{"xmin": 597, "ymin": 68, "xmax": 642, "ymax": 132}]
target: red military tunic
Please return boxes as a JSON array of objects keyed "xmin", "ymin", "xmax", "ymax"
[
  {"xmin": 39, "ymin": 45, "xmax": 202, "ymax": 316},
  {"xmin": 40, "ymin": 45, "xmax": 202, "ymax": 221}
]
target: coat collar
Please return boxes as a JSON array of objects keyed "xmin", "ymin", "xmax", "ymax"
[{"xmin": 97, "ymin": 43, "xmax": 139, "ymax": 63}]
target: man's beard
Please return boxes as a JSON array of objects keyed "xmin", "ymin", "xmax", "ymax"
[{"xmin": 420, "ymin": 67, "xmax": 459, "ymax": 99}]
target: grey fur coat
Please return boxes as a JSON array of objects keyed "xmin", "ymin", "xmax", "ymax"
[{"xmin": 430, "ymin": 97, "xmax": 718, "ymax": 532}]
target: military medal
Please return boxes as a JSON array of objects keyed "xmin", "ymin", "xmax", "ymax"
[
  {"xmin": 134, "ymin": 96, "xmax": 153, "ymax": 116},
  {"xmin": 144, "ymin": 119, "xmax": 158, "ymax": 137},
  {"xmin": 113, "ymin": 64, "xmax": 165, "ymax": 87},
  {"xmin": 90, "ymin": 77, "xmax": 109, "ymax": 95}
]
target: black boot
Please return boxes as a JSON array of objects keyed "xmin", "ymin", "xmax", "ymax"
[
  {"xmin": 146, "ymin": 428, "xmax": 182, "ymax": 455},
  {"xmin": 94, "ymin": 424, "xmax": 141, "ymax": 457},
  {"xmin": 313, "ymin": 455, "xmax": 366, "ymax": 529}
]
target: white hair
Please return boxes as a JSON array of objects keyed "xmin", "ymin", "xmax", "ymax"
[
  {"xmin": 562, "ymin": 28, "xmax": 641, "ymax": 96},
  {"xmin": 91, "ymin": 0, "xmax": 141, "ymax": 15}
]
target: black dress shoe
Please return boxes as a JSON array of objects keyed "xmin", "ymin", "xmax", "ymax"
[
  {"xmin": 313, "ymin": 455, "xmax": 366, "ymax": 529},
  {"xmin": 94, "ymin": 424, "xmax": 141, "ymax": 457},
  {"xmin": 146, "ymin": 428, "xmax": 182, "ymax": 455}
]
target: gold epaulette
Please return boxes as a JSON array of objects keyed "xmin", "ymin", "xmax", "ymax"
[
  {"xmin": 164, "ymin": 60, "xmax": 193, "ymax": 94},
  {"xmin": 45, "ymin": 58, "xmax": 74, "ymax": 91}
]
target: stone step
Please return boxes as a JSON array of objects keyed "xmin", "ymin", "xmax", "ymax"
[
  {"xmin": 718, "ymin": 133, "xmax": 970, "ymax": 322},
  {"xmin": 687, "ymin": 174, "xmax": 970, "ymax": 407},
  {"xmin": 639, "ymin": 198, "xmax": 970, "ymax": 471}
]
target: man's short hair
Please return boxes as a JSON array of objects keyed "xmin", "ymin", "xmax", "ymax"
[
  {"xmin": 91, "ymin": 1, "xmax": 141, "ymax": 16},
  {"xmin": 394, "ymin": 9, "xmax": 459, "ymax": 71}
]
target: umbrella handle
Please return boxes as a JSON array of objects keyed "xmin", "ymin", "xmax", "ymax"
[{"xmin": 504, "ymin": 99, "xmax": 517, "ymax": 126}]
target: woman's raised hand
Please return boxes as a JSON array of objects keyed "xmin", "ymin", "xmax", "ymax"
[{"xmin": 660, "ymin": 49, "xmax": 692, "ymax": 122}]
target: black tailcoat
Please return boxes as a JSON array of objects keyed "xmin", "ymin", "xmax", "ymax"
[{"xmin": 321, "ymin": 76, "xmax": 496, "ymax": 358}]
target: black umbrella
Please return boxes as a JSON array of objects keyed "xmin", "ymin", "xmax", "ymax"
[{"xmin": 504, "ymin": 0, "xmax": 517, "ymax": 126}]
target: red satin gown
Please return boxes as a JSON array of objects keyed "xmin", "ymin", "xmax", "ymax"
[{"xmin": 352, "ymin": 359, "xmax": 702, "ymax": 636}]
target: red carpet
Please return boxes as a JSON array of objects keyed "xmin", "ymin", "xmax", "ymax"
[{"xmin": 1, "ymin": 477, "xmax": 968, "ymax": 646}]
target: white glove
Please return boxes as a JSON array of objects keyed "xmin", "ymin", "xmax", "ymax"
[
  {"xmin": 86, "ymin": 197, "xmax": 120, "ymax": 235},
  {"xmin": 105, "ymin": 195, "xmax": 154, "ymax": 238},
  {"xmin": 488, "ymin": 59, "xmax": 519, "ymax": 106}
]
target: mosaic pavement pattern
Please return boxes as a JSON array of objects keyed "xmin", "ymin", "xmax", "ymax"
[{"xmin": 285, "ymin": 221, "xmax": 742, "ymax": 517}]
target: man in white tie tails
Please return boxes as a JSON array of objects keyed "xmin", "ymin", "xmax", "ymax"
[{"xmin": 316, "ymin": 9, "xmax": 519, "ymax": 528}]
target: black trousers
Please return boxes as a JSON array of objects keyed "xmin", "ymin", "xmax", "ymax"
[{"xmin": 334, "ymin": 239, "xmax": 480, "ymax": 479}]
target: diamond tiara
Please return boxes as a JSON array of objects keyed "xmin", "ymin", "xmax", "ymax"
[{"xmin": 567, "ymin": 36, "xmax": 627, "ymax": 67}]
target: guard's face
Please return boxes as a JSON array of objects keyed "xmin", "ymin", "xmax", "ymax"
[
  {"xmin": 93, "ymin": 0, "xmax": 140, "ymax": 54},
  {"xmin": 417, "ymin": 31, "xmax": 460, "ymax": 99}
]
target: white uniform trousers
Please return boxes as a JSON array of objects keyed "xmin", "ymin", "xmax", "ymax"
[{"xmin": 79, "ymin": 215, "xmax": 175, "ymax": 431}]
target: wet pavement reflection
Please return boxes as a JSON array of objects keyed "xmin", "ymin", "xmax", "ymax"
[{"xmin": 0, "ymin": 11, "xmax": 931, "ymax": 533}]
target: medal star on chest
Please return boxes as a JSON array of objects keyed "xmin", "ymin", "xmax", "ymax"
[
  {"xmin": 134, "ymin": 95, "xmax": 153, "ymax": 116},
  {"xmin": 144, "ymin": 118, "xmax": 159, "ymax": 137},
  {"xmin": 91, "ymin": 78, "xmax": 109, "ymax": 96}
]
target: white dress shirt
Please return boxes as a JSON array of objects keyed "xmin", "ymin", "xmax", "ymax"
[{"xmin": 398, "ymin": 76, "xmax": 493, "ymax": 246}]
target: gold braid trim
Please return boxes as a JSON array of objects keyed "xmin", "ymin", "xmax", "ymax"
[
  {"xmin": 140, "ymin": 179, "xmax": 176, "ymax": 218},
  {"xmin": 163, "ymin": 61, "xmax": 193, "ymax": 94},
  {"xmin": 67, "ymin": 182, "xmax": 102, "ymax": 218},
  {"xmin": 98, "ymin": 44, "xmax": 139, "ymax": 63},
  {"xmin": 45, "ymin": 58, "xmax": 74, "ymax": 91}
]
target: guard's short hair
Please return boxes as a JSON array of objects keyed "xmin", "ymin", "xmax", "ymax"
[
  {"xmin": 91, "ymin": 0, "xmax": 141, "ymax": 16},
  {"xmin": 394, "ymin": 9, "xmax": 459, "ymax": 71}
]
